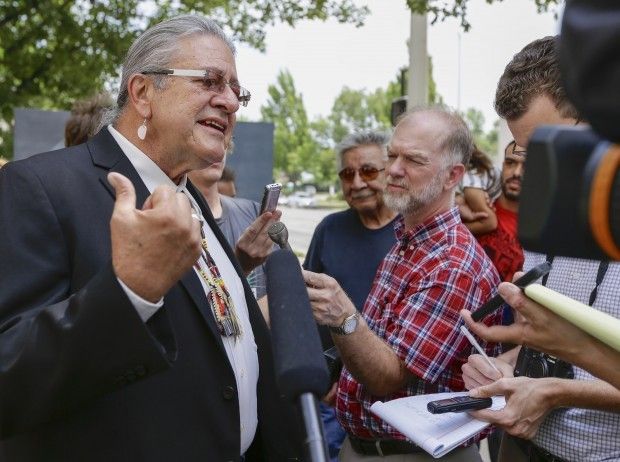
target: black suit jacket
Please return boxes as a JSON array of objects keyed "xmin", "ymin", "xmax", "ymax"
[{"xmin": 0, "ymin": 130, "xmax": 302, "ymax": 461}]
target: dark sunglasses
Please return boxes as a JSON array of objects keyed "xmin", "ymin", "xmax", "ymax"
[{"xmin": 338, "ymin": 165, "xmax": 385, "ymax": 183}]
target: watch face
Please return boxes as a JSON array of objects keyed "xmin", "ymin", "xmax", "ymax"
[{"xmin": 343, "ymin": 315, "xmax": 358, "ymax": 334}]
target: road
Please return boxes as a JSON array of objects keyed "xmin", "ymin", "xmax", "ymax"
[{"xmin": 279, "ymin": 205, "xmax": 342, "ymax": 256}]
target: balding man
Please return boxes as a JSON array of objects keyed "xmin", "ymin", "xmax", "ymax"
[{"xmin": 303, "ymin": 107, "xmax": 501, "ymax": 461}]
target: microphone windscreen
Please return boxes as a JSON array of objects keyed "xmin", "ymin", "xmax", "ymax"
[{"xmin": 265, "ymin": 249, "xmax": 330, "ymax": 399}]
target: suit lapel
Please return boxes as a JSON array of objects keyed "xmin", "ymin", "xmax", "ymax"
[
  {"xmin": 86, "ymin": 129, "xmax": 228, "ymax": 353},
  {"xmin": 87, "ymin": 129, "xmax": 151, "ymax": 207}
]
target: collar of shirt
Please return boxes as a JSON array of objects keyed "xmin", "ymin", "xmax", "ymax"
[
  {"xmin": 107, "ymin": 125, "xmax": 188, "ymax": 194},
  {"xmin": 394, "ymin": 207, "xmax": 462, "ymax": 246}
]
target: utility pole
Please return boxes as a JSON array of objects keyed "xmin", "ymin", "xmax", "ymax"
[{"xmin": 407, "ymin": 13, "xmax": 428, "ymax": 108}]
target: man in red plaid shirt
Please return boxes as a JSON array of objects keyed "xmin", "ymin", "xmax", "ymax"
[{"xmin": 304, "ymin": 107, "xmax": 501, "ymax": 461}]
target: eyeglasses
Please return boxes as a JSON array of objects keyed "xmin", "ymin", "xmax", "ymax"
[
  {"xmin": 141, "ymin": 68, "xmax": 251, "ymax": 107},
  {"xmin": 338, "ymin": 165, "xmax": 385, "ymax": 183}
]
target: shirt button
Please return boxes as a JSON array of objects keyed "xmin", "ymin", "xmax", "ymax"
[
  {"xmin": 222, "ymin": 385, "xmax": 235, "ymax": 400},
  {"xmin": 240, "ymin": 369, "xmax": 245, "ymax": 378}
]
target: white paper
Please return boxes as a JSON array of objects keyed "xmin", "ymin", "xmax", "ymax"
[{"xmin": 370, "ymin": 392, "xmax": 506, "ymax": 458}]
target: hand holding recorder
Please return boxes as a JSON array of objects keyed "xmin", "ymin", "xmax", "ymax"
[{"xmin": 234, "ymin": 183, "xmax": 282, "ymax": 275}]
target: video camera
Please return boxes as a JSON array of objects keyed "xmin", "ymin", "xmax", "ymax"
[
  {"xmin": 518, "ymin": 126, "xmax": 620, "ymax": 261},
  {"xmin": 517, "ymin": 0, "xmax": 620, "ymax": 262}
]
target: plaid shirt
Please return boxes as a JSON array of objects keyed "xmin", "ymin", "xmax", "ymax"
[{"xmin": 336, "ymin": 207, "xmax": 502, "ymax": 439}]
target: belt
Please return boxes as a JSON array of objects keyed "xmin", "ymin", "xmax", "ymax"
[
  {"xmin": 513, "ymin": 436, "xmax": 567, "ymax": 462},
  {"xmin": 349, "ymin": 436, "xmax": 421, "ymax": 456}
]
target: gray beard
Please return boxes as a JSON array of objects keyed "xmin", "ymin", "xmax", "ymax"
[{"xmin": 383, "ymin": 178, "xmax": 444, "ymax": 216}]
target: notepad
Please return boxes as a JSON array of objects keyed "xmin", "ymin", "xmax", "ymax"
[{"xmin": 370, "ymin": 392, "xmax": 505, "ymax": 459}]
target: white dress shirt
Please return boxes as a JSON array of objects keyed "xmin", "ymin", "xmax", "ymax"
[{"xmin": 108, "ymin": 125, "xmax": 258, "ymax": 454}]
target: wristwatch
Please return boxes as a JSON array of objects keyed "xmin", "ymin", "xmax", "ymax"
[{"xmin": 329, "ymin": 312, "xmax": 360, "ymax": 335}]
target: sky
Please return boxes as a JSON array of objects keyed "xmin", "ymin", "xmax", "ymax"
[{"xmin": 235, "ymin": 0, "xmax": 562, "ymax": 131}]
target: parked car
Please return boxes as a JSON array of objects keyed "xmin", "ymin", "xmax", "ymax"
[{"xmin": 285, "ymin": 191, "xmax": 317, "ymax": 208}]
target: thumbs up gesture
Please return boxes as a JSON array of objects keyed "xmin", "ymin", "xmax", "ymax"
[{"xmin": 108, "ymin": 172, "xmax": 202, "ymax": 302}]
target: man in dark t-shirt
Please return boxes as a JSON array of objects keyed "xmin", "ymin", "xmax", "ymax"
[
  {"xmin": 304, "ymin": 208, "xmax": 395, "ymax": 315},
  {"xmin": 303, "ymin": 130, "xmax": 397, "ymax": 461}
]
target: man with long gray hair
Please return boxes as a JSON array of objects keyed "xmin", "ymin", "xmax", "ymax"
[{"xmin": 0, "ymin": 15, "xmax": 300, "ymax": 461}]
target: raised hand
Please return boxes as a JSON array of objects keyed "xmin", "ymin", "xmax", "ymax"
[
  {"xmin": 235, "ymin": 210, "xmax": 282, "ymax": 275},
  {"xmin": 108, "ymin": 172, "xmax": 201, "ymax": 302}
]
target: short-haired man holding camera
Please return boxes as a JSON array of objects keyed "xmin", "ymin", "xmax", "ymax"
[{"xmin": 462, "ymin": 36, "xmax": 620, "ymax": 462}]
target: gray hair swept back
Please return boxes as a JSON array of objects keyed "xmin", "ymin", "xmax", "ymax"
[{"xmin": 103, "ymin": 15, "xmax": 234, "ymax": 125}]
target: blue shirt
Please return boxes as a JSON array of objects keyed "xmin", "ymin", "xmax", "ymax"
[{"xmin": 303, "ymin": 208, "xmax": 397, "ymax": 348}]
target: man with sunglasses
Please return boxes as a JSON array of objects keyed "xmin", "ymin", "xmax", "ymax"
[
  {"xmin": 304, "ymin": 130, "xmax": 398, "ymax": 460},
  {"xmin": 303, "ymin": 107, "xmax": 501, "ymax": 461},
  {"xmin": 0, "ymin": 15, "xmax": 301, "ymax": 461}
]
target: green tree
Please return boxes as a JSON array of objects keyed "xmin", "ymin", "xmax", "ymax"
[
  {"xmin": 0, "ymin": 0, "xmax": 369, "ymax": 158},
  {"xmin": 260, "ymin": 69, "xmax": 322, "ymax": 183},
  {"xmin": 405, "ymin": 0, "xmax": 560, "ymax": 31},
  {"xmin": 323, "ymin": 58, "xmax": 442, "ymax": 146}
]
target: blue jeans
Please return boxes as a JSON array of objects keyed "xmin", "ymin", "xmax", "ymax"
[{"xmin": 320, "ymin": 402, "xmax": 346, "ymax": 462}]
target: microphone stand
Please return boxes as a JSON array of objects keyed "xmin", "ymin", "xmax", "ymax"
[{"xmin": 299, "ymin": 393, "xmax": 329, "ymax": 462}]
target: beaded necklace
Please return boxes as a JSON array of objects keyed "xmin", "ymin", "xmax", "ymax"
[{"xmin": 182, "ymin": 186, "xmax": 242, "ymax": 338}]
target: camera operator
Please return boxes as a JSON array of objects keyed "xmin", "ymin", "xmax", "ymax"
[{"xmin": 461, "ymin": 36, "xmax": 620, "ymax": 462}]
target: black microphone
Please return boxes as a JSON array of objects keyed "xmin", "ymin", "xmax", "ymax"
[
  {"xmin": 265, "ymin": 249, "xmax": 329, "ymax": 462},
  {"xmin": 267, "ymin": 221, "xmax": 292, "ymax": 251}
]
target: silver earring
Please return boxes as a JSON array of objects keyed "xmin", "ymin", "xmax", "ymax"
[{"xmin": 137, "ymin": 119, "xmax": 147, "ymax": 140}]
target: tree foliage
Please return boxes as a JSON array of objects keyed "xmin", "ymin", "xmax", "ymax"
[
  {"xmin": 462, "ymin": 107, "xmax": 498, "ymax": 158},
  {"xmin": 263, "ymin": 66, "xmax": 444, "ymax": 188},
  {"xmin": 263, "ymin": 68, "xmax": 500, "ymax": 188},
  {"xmin": 0, "ymin": 0, "xmax": 369, "ymax": 158},
  {"xmin": 260, "ymin": 69, "xmax": 320, "ymax": 183},
  {"xmin": 405, "ymin": 0, "xmax": 561, "ymax": 31}
]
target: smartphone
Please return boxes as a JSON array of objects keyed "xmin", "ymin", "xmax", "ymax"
[
  {"xmin": 259, "ymin": 183, "xmax": 282, "ymax": 214},
  {"xmin": 471, "ymin": 261, "xmax": 553, "ymax": 322},
  {"xmin": 427, "ymin": 396, "xmax": 493, "ymax": 414}
]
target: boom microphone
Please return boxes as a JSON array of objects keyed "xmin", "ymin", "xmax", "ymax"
[
  {"xmin": 267, "ymin": 221, "xmax": 292, "ymax": 251},
  {"xmin": 265, "ymin": 249, "xmax": 329, "ymax": 397},
  {"xmin": 265, "ymin": 249, "xmax": 329, "ymax": 462}
]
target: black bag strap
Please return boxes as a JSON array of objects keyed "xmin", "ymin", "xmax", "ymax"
[
  {"xmin": 542, "ymin": 255, "xmax": 608, "ymax": 306},
  {"xmin": 589, "ymin": 261, "xmax": 609, "ymax": 306},
  {"xmin": 541, "ymin": 255, "xmax": 554, "ymax": 286}
]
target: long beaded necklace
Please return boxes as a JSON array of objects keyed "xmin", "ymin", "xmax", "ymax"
[
  {"xmin": 184, "ymin": 187, "xmax": 242, "ymax": 338},
  {"xmin": 194, "ymin": 233, "xmax": 242, "ymax": 337}
]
